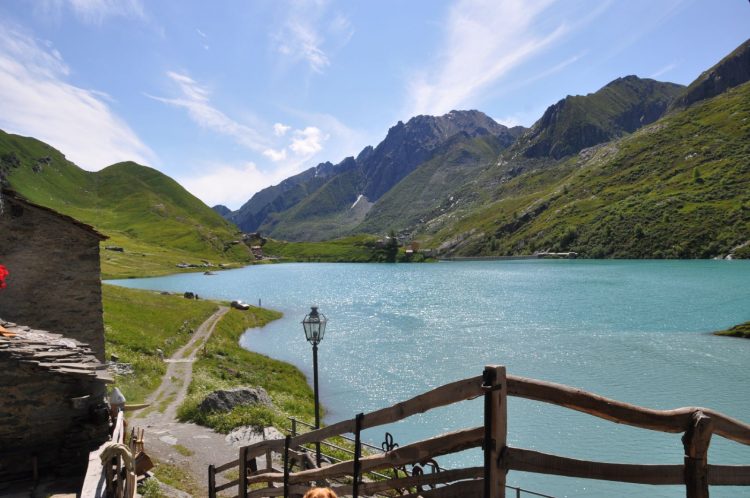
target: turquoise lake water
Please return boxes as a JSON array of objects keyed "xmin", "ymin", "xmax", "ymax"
[{"xmin": 109, "ymin": 260, "xmax": 750, "ymax": 497}]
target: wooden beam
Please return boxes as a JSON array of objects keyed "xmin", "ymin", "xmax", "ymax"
[
  {"xmin": 240, "ymin": 375, "xmax": 485, "ymax": 460},
  {"xmin": 333, "ymin": 466, "xmax": 483, "ymax": 496},
  {"xmin": 682, "ymin": 411, "xmax": 713, "ymax": 498},
  {"xmin": 505, "ymin": 446, "xmax": 684, "ymax": 484},
  {"xmin": 239, "ymin": 446, "xmax": 248, "ymax": 498},
  {"xmin": 208, "ymin": 465, "xmax": 216, "ymax": 498},
  {"xmin": 215, "ymin": 458, "xmax": 240, "ymax": 473},
  {"xmin": 484, "ymin": 365, "xmax": 506, "ymax": 498},
  {"xmin": 400, "ymin": 479, "xmax": 483, "ymax": 498},
  {"xmin": 708, "ymin": 465, "xmax": 750, "ymax": 485},
  {"xmin": 506, "ymin": 375, "xmax": 750, "ymax": 445},
  {"xmin": 245, "ymin": 426, "xmax": 484, "ymax": 486}
]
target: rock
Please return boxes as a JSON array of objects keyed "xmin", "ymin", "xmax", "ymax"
[
  {"xmin": 226, "ymin": 425, "xmax": 284, "ymax": 448},
  {"xmin": 198, "ymin": 387, "xmax": 272, "ymax": 413}
]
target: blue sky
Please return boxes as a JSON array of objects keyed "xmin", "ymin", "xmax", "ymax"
[{"xmin": 0, "ymin": 1, "xmax": 747, "ymax": 208}]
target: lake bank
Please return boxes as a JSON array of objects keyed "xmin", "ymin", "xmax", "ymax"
[{"xmin": 714, "ymin": 320, "xmax": 750, "ymax": 338}]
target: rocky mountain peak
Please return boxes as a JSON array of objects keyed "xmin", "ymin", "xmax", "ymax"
[{"xmin": 671, "ymin": 38, "xmax": 750, "ymax": 109}]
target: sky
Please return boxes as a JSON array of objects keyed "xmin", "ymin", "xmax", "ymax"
[{"xmin": 0, "ymin": 1, "xmax": 748, "ymax": 209}]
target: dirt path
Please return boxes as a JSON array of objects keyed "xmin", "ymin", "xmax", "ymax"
[{"xmin": 128, "ymin": 306, "xmax": 266, "ymax": 496}]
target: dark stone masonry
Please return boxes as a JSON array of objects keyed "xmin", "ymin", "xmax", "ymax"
[
  {"xmin": 0, "ymin": 188, "xmax": 107, "ymax": 360},
  {"xmin": 0, "ymin": 319, "xmax": 111, "ymax": 483}
]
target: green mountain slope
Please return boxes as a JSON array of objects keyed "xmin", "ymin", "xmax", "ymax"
[
  {"xmin": 421, "ymin": 80, "xmax": 750, "ymax": 259},
  {"xmin": 0, "ymin": 131, "xmax": 251, "ymax": 277},
  {"xmin": 516, "ymin": 76, "xmax": 684, "ymax": 159},
  {"xmin": 359, "ymin": 133, "xmax": 506, "ymax": 235}
]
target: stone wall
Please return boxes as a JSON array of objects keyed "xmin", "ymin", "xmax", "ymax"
[
  {"xmin": 0, "ymin": 361, "xmax": 109, "ymax": 482},
  {"xmin": 0, "ymin": 320, "xmax": 111, "ymax": 484},
  {"xmin": 0, "ymin": 191, "xmax": 106, "ymax": 360}
]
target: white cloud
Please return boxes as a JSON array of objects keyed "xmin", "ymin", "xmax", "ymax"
[
  {"xmin": 407, "ymin": 0, "xmax": 569, "ymax": 116},
  {"xmin": 290, "ymin": 126, "xmax": 327, "ymax": 156},
  {"xmin": 276, "ymin": 21, "xmax": 330, "ymax": 73},
  {"xmin": 263, "ymin": 148, "xmax": 288, "ymax": 162},
  {"xmin": 272, "ymin": 4, "xmax": 353, "ymax": 74},
  {"xmin": 273, "ymin": 122, "xmax": 291, "ymax": 136},
  {"xmin": 0, "ymin": 25, "xmax": 156, "ymax": 170},
  {"xmin": 650, "ymin": 62, "xmax": 677, "ymax": 79},
  {"xmin": 148, "ymin": 71, "xmax": 269, "ymax": 152},
  {"xmin": 37, "ymin": 0, "xmax": 145, "ymax": 24},
  {"xmin": 179, "ymin": 157, "xmax": 319, "ymax": 209}
]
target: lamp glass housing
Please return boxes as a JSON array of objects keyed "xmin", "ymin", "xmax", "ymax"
[{"xmin": 302, "ymin": 306, "xmax": 327, "ymax": 346}]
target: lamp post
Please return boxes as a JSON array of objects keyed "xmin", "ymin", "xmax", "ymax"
[{"xmin": 302, "ymin": 306, "xmax": 327, "ymax": 467}]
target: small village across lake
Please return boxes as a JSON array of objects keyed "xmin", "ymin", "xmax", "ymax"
[{"xmin": 109, "ymin": 259, "xmax": 750, "ymax": 497}]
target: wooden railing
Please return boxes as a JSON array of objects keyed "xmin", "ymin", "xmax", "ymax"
[
  {"xmin": 209, "ymin": 365, "xmax": 750, "ymax": 498},
  {"xmin": 81, "ymin": 411, "xmax": 136, "ymax": 498}
]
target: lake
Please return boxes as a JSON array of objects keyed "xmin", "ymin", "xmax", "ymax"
[{"xmin": 109, "ymin": 260, "xmax": 750, "ymax": 497}]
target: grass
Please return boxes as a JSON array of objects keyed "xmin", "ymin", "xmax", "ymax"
[
  {"xmin": 420, "ymin": 81, "xmax": 750, "ymax": 259},
  {"xmin": 264, "ymin": 234, "xmax": 401, "ymax": 262},
  {"xmin": 103, "ymin": 284, "xmax": 220, "ymax": 403},
  {"xmin": 1, "ymin": 130, "xmax": 253, "ymax": 278},
  {"xmin": 714, "ymin": 321, "xmax": 750, "ymax": 338},
  {"xmin": 177, "ymin": 307, "xmax": 323, "ymax": 433},
  {"xmin": 174, "ymin": 444, "xmax": 194, "ymax": 457},
  {"xmin": 150, "ymin": 459, "xmax": 200, "ymax": 495}
]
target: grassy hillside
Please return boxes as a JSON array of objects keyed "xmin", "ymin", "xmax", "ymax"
[
  {"xmin": 359, "ymin": 134, "xmax": 505, "ymax": 235},
  {"xmin": 0, "ymin": 130, "xmax": 251, "ymax": 277},
  {"xmin": 263, "ymin": 234, "xmax": 402, "ymax": 262},
  {"xmin": 517, "ymin": 76, "xmax": 684, "ymax": 159},
  {"xmin": 422, "ymin": 81, "xmax": 750, "ymax": 259}
]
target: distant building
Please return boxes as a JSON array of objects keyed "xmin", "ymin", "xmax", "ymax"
[{"xmin": 0, "ymin": 189, "xmax": 107, "ymax": 360}]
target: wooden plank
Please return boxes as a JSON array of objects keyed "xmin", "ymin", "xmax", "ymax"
[
  {"xmin": 485, "ymin": 365, "xmax": 506, "ymax": 498},
  {"xmin": 215, "ymin": 458, "xmax": 240, "ymax": 473},
  {"xmin": 215, "ymin": 478, "xmax": 239, "ymax": 492},
  {"xmin": 506, "ymin": 375, "xmax": 750, "ymax": 445},
  {"xmin": 708, "ymin": 464, "xmax": 750, "ymax": 485},
  {"xmin": 208, "ymin": 464, "xmax": 217, "ymax": 498},
  {"xmin": 400, "ymin": 479, "xmax": 483, "ymax": 498},
  {"xmin": 331, "ymin": 466, "xmax": 483, "ymax": 496},
  {"xmin": 245, "ymin": 426, "xmax": 484, "ymax": 486},
  {"xmin": 238, "ymin": 447, "xmax": 248, "ymax": 498},
  {"xmin": 80, "ymin": 440, "xmax": 109, "ymax": 498},
  {"xmin": 682, "ymin": 411, "xmax": 713, "ymax": 498},
  {"xmin": 241, "ymin": 375, "xmax": 485, "ymax": 460},
  {"xmin": 505, "ymin": 446, "xmax": 684, "ymax": 485}
]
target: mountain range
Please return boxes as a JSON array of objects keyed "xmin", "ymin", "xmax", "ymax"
[
  {"xmin": 215, "ymin": 38, "xmax": 749, "ymax": 259},
  {"xmin": 2, "ymin": 38, "xmax": 748, "ymax": 268}
]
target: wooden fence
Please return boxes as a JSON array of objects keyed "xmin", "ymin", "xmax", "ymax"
[
  {"xmin": 81, "ymin": 411, "xmax": 136, "ymax": 498},
  {"xmin": 209, "ymin": 365, "xmax": 750, "ymax": 498}
]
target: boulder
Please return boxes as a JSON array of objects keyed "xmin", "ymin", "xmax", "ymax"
[{"xmin": 198, "ymin": 387, "xmax": 272, "ymax": 413}]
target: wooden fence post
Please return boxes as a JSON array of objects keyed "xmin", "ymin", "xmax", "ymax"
[
  {"xmin": 682, "ymin": 411, "xmax": 713, "ymax": 498},
  {"xmin": 208, "ymin": 464, "xmax": 216, "ymax": 498},
  {"xmin": 266, "ymin": 448, "xmax": 274, "ymax": 489},
  {"xmin": 239, "ymin": 447, "xmax": 248, "ymax": 498},
  {"xmin": 483, "ymin": 365, "xmax": 507, "ymax": 498}
]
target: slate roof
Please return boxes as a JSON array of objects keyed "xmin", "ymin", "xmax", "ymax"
[{"xmin": 0, "ymin": 318, "xmax": 112, "ymax": 382}]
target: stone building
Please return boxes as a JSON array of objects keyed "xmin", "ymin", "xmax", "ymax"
[
  {"xmin": 0, "ymin": 188, "xmax": 107, "ymax": 360},
  {"xmin": 0, "ymin": 188, "xmax": 112, "ymax": 487},
  {"xmin": 0, "ymin": 319, "xmax": 111, "ymax": 486}
]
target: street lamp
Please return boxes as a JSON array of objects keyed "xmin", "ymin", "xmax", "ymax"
[{"xmin": 302, "ymin": 306, "xmax": 327, "ymax": 467}]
